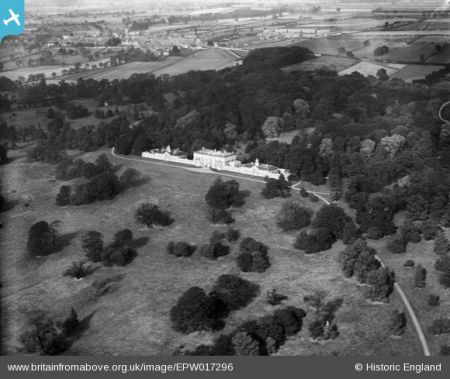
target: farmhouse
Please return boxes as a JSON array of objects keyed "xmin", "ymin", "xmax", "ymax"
[{"xmin": 142, "ymin": 146, "xmax": 291, "ymax": 179}]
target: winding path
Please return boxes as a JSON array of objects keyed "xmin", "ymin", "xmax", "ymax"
[{"xmin": 111, "ymin": 148, "xmax": 431, "ymax": 356}]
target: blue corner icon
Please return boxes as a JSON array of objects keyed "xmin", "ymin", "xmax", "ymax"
[{"xmin": 1, "ymin": 0, "xmax": 24, "ymax": 42}]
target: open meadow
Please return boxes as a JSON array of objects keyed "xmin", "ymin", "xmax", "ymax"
[{"xmin": 0, "ymin": 146, "xmax": 423, "ymax": 356}]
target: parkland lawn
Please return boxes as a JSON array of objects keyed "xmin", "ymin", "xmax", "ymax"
[{"xmin": 1, "ymin": 146, "xmax": 422, "ymax": 355}]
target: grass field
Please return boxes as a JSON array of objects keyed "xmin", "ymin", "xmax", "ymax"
[
  {"xmin": 391, "ymin": 64, "xmax": 444, "ymax": 82},
  {"xmin": 339, "ymin": 61, "xmax": 405, "ymax": 77},
  {"xmin": 0, "ymin": 147, "xmax": 423, "ymax": 355}
]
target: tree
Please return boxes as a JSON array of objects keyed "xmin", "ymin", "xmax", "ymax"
[
  {"xmin": 205, "ymin": 178, "xmax": 245, "ymax": 223},
  {"xmin": 210, "ymin": 274, "xmax": 259, "ymax": 312},
  {"xmin": 167, "ymin": 241, "xmax": 197, "ymax": 257},
  {"xmin": 56, "ymin": 185, "xmax": 71, "ymax": 206},
  {"xmin": 113, "ymin": 229, "xmax": 133, "ymax": 247},
  {"xmin": 389, "ymin": 310, "xmax": 406, "ymax": 336},
  {"xmin": 261, "ymin": 116, "xmax": 283, "ymax": 138},
  {"xmin": 62, "ymin": 308, "xmax": 80, "ymax": 336},
  {"xmin": 365, "ymin": 267, "xmax": 395, "ymax": 302},
  {"xmin": 428, "ymin": 318, "xmax": 450, "ymax": 335},
  {"xmin": 376, "ymin": 68, "xmax": 389, "ymax": 81},
  {"xmin": 199, "ymin": 242, "xmax": 230, "ymax": 260},
  {"xmin": 387, "ymin": 235, "xmax": 407, "ymax": 254},
  {"xmin": 261, "ymin": 176, "xmax": 291, "ymax": 199},
  {"xmin": 414, "ymin": 264, "xmax": 427, "ymax": 288},
  {"xmin": 434, "ymin": 232, "xmax": 449, "ymax": 256},
  {"xmin": 170, "ymin": 287, "xmax": 221, "ymax": 334},
  {"xmin": 135, "ymin": 203, "xmax": 173, "ymax": 227},
  {"xmin": 428, "ymin": 294, "xmax": 440, "ymax": 307},
  {"xmin": 276, "ymin": 200, "xmax": 313, "ymax": 231},
  {"xmin": 27, "ymin": 221, "xmax": 58, "ymax": 257},
  {"xmin": 81, "ymin": 231, "xmax": 104, "ymax": 262},
  {"xmin": 237, "ymin": 238, "xmax": 271, "ymax": 272},
  {"xmin": 119, "ymin": 168, "xmax": 141, "ymax": 187},
  {"xmin": 232, "ymin": 332, "xmax": 261, "ymax": 356},
  {"xmin": 0, "ymin": 144, "xmax": 8, "ymax": 165},
  {"xmin": 312, "ymin": 204, "xmax": 349, "ymax": 239}
]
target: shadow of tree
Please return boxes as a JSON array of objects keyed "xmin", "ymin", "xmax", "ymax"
[
  {"xmin": 130, "ymin": 236, "xmax": 150, "ymax": 249},
  {"xmin": 55, "ymin": 232, "xmax": 78, "ymax": 253}
]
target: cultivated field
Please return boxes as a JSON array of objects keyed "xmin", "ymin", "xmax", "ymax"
[{"xmin": 0, "ymin": 147, "xmax": 422, "ymax": 356}]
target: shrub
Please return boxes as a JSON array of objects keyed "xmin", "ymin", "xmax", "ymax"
[
  {"xmin": 404, "ymin": 259, "xmax": 415, "ymax": 268},
  {"xmin": 266, "ymin": 289, "xmax": 288, "ymax": 306},
  {"xmin": 135, "ymin": 203, "xmax": 173, "ymax": 227},
  {"xmin": 413, "ymin": 264, "xmax": 426, "ymax": 288},
  {"xmin": 434, "ymin": 232, "xmax": 449, "ymax": 256},
  {"xmin": 276, "ymin": 200, "xmax": 313, "ymax": 231},
  {"xmin": 428, "ymin": 294, "xmax": 440, "ymax": 307},
  {"xmin": 63, "ymin": 261, "xmax": 94, "ymax": 279},
  {"xmin": 421, "ymin": 219, "xmax": 440, "ymax": 240},
  {"xmin": 210, "ymin": 274, "xmax": 259, "ymax": 312},
  {"xmin": 294, "ymin": 228, "xmax": 335, "ymax": 254},
  {"xmin": 81, "ymin": 231, "xmax": 104, "ymax": 263},
  {"xmin": 237, "ymin": 238, "xmax": 271, "ymax": 272},
  {"xmin": 312, "ymin": 204, "xmax": 349, "ymax": 239},
  {"xmin": 428, "ymin": 318, "xmax": 450, "ymax": 335},
  {"xmin": 199, "ymin": 243, "xmax": 230, "ymax": 260},
  {"xmin": 309, "ymin": 194, "xmax": 319, "ymax": 202},
  {"xmin": 342, "ymin": 221, "xmax": 360, "ymax": 244},
  {"xmin": 210, "ymin": 230, "xmax": 225, "ymax": 245},
  {"xmin": 440, "ymin": 345, "xmax": 450, "ymax": 356},
  {"xmin": 387, "ymin": 235, "xmax": 406, "ymax": 254},
  {"xmin": 300, "ymin": 187, "xmax": 309, "ymax": 198},
  {"xmin": 113, "ymin": 229, "xmax": 133, "ymax": 247},
  {"xmin": 226, "ymin": 227, "xmax": 240, "ymax": 242},
  {"xmin": 261, "ymin": 176, "xmax": 291, "ymax": 199},
  {"xmin": 170, "ymin": 287, "xmax": 222, "ymax": 334},
  {"xmin": 167, "ymin": 242, "xmax": 197, "ymax": 257},
  {"xmin": 309, "ymin": 319, "xmax": 325, "ymax": 340},
  {"xmin": 273, "ymin": 307, "xmax": 306, "ymax": 336},
  {"xmin": 389, "ymin": 310, "xmax": 407, "ymax": 336},
  {"xmin": 232, "ymin": 332, "xmax": 261, "ymax": 356},
  {"xmin": 119, "ymin": 168, "xmax": 141, "ymax": 187},
  {"xmin": 56, "ymin": 185, "xmax": 71, "ymax": 206},
  {"xmin": 20, "ymin": 309, "xmax": 80, "ymax": 355},
  {"xmin": 101, "ymin": 246, "xmax": 137, "ymax": 266},
  {"xmin": 399, "ymin": 220, "xmax": 421, "ymax": 243},
  {"xmin": 27, "ymin": 221, "xmax": 57, "ymax": 257},
  {"xmin": 365, "ymin": 267, "xmax": 395, "ymax": 302}
]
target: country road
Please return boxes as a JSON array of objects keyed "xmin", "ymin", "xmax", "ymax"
[{"xmin": 111, "ymin": 148, "xmax": 431, "ymax": 356}]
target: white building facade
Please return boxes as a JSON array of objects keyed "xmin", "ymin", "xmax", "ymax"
[{"xmin": 141, "ymin": 146, "xmax": 291, "ymax": 180}]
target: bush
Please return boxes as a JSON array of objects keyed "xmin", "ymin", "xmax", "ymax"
[
  {"xmin": 237, "ymin": 238, "xmax": 271, "ymax": 272},
  {"xmin": 20, "ymin": 309, "xmax": 80, "ymax": 355},
  {"xmin": 101, "ymin": 246, "xmax": 137, "ymax": 266},
  {"xmin": 309, "ymin": 194, "xmax": 319, "ymax": 202},
  {"xmin": 421, "ymin": 220, "xmax": 440, "ymax": 240},
  {"xmin": 440, "ymin": 345, "xmax": 450, "ymax": 356},
  {"xmin": 63, "ymin": 261, "xmax": 94, "ymax": 279},
  {"xmin": 170, "ymin": 287, "xmax": 222, "ymax": 334},
  {"xmin": 294, "ymin": 228, "xmax": 335, "ymax": 254},
  {"xmin": 199, "ymin": 243, "xmax": 230, "ymax": 260},
  {"xmin": 81, "ymin": 231, "xmax": 104, "ymax": 263},
  {"xmin": 300, "ymin": 187, "xmax": 309, "ymax": 198},
  {"xmin": 167, "ymin": 242, "xmax": 197, "ymax": 257},
  {"xmin": 365, "ymin": 267, "xmax": 395, "ymax": 302},
  {"xmin": 387, "ymin": 235, "xmax": 406, "ymax": 254},
  {"xmin": 428, "ymin": 294, "xmax": 440, "ymax": 307},
  {"xmin": 210, "ymin": 230, "xmax": 225, "ymax": 245},
  {"xmin": 27, "ymin": 221, "xmax": 57, "ymax": 257},
  {"xmin": 276, "ymin": 200, "xmax": 313, "ymax": 231},
  {"xmin": 119, "ymin": 168, "xmax": 141, "ymax": 187},
  {"xmin": 232, "ymin": 332, "xmax": 261, "ymax": 356},
  {"xmin": 261, "ymin": 176, "xmax": 291, "ymax": 199},
  {"xmin": 226, "ymin": 227, "xmax": 240, "ymax": 242},
  {"xmin": 266, "ymin": 289, "xmax": 288, "ymax": 306},
  {"xmin": 389, "ymin": 310, "xmax": 407, "ymax": 336},
  {"xmin": 113, "ymin": 229, "xmax": 133, "ymax": 247},
  {"xmin": 413, "ymin": 264, "xmax": 426, "ymax": 288},
  {"xmin": 56, "ymin": 185, "xmax": 71, "ymax": 206},
  {"xmin": 399, "ymin": 220, "xmax": 421, "ymax": 243},
  {"xmin": 135, "ymin": 203, "xmax": 173, "ymax": 227},
  {"xmin": 434, "ymin": 232, "xmax": 449, "ymax": 256},
  {"xmin": 210, "ymin": 274, "xmax": 259, "ymax": 312},
  {"xmin": 404, "ymin": 259, "xmax": 415, "ymax": 268},
  {"xmin": 342, "ymin": 221, "xmax": 360, "ymax": 244},
  {"xmin": 428, "ymin": 318, "xmax": 450, "ymax": 335}
]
